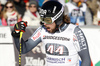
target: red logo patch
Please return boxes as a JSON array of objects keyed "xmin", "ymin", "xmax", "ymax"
[
  {"xmin": 73, "ymin": 35, "xmax": 77, "ymax": 42},
  {"xmin": 33, "ymin": 31, "xmax": 41, "ymax": 41},
  {"xmin": 43, "ymin": 35, "xmax": 45, "ymax": 38},
  {"xmin": 67, "ymin": 58, "xmax": 72, "ymax": 63}
]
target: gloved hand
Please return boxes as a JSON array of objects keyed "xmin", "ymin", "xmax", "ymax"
[{"xmin": 12, "ymin": 21, "xmax": 27, "ymax": 37}]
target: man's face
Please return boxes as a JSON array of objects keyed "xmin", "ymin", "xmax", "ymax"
[{"xmin": 44, "ymin": 22, "xmax": 56, "ymax": 33}]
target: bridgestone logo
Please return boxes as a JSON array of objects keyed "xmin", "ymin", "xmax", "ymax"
[{"xmin": 43, "ymin": 36, "xmax": 70, "ymax": 41}]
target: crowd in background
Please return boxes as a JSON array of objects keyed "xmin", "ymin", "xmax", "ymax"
[{"xmin": 0, "ymin": 0, "xmax": 100, "ymax": 26}]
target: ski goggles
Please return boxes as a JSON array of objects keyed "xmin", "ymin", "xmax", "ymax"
[
  {"xmin": 40, "ymin": 6, "xmax": 64, "ymax": 24},
  {"xmin": 40, "ymin": 17, "xmax": 54, "ymax": 24}
]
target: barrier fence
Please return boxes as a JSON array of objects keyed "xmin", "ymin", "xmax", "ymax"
[{"xmin": 0, "ymin": 26, "xmax": 100, "ymax": 66}]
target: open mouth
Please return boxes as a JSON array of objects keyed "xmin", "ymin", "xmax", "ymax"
[
  {"xmin": 46, "ymin": 27, "xmax": 50, "ymax": 31},
  {"xmin": 46, "ymin": 27, "xmax": 50, "ymax": 29},
  {"xmin": 46, "ymin": 27, "xmax": 50, "ymax": 30}
]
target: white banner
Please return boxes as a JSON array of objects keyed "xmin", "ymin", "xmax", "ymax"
[
  {"xmin": 0, "ymin": 45, "xmax": 15, "ymax": 66},
  {"xmin": 81, "ymin": 27, "xmax": 100, "ymax": 65},
  {"xmin": 0, "ymin": 27, "xmax": 13, "ymax": 43},
  {"xmin": 0, "ymin": 27, "xmax": 15, "ymax": 66}
]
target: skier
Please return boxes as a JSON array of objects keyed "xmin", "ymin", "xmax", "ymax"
[{"xmin": 12, "ymin": 1, "xmax": 91, "ymax": 66}]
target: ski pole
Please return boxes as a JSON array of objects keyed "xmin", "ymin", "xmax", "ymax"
[{"xmin": 19, "ymin": 31, "xmax": 23, "ymax": 66}]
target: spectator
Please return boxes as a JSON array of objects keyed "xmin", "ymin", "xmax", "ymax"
[
  {"xmin": 1, "ymin": 1, "xmax": 21, "ymax": 26},
  {"xmin": 29, "ymin": 0, "xmax": 43, "ymax": 7},
  {"xmin": 22, "ymin": 1, "xmax": 41, "ymax": 27},
  {"xmin": 86, "ymin": 0, "xmax": 100, "ymax": 25},
  {"xmin": 13, "ymin": 0, "xmax": 26, "ymax": 18},
  {"xmin": 0, "ymin": 2, "xmax": 3, "ymax": 26},
  {"xmin": 65, "ymin": 0, "xmax": 92, "ymax": 26}
]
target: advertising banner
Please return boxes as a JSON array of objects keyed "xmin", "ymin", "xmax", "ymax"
[
  {"xmin": 81, "ymin": 27, "xmax": 100, "ymax": 66},
  {"xmin": 0, "ymin": 27, "xmax": 15, "ymax": 66},
  {"xmin": 0, "ymin": 27, "xmax": 13, "ymax": 43}
]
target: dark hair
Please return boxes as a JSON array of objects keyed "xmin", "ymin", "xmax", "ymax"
[{"xmin": 63, "ymin": 15, "xmax": 70, "ymax": 24}]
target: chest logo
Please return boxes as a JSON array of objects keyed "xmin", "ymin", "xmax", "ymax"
[{"xmin": 43, "ymin": 35, "xmax": 70, "ymax": 41}]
